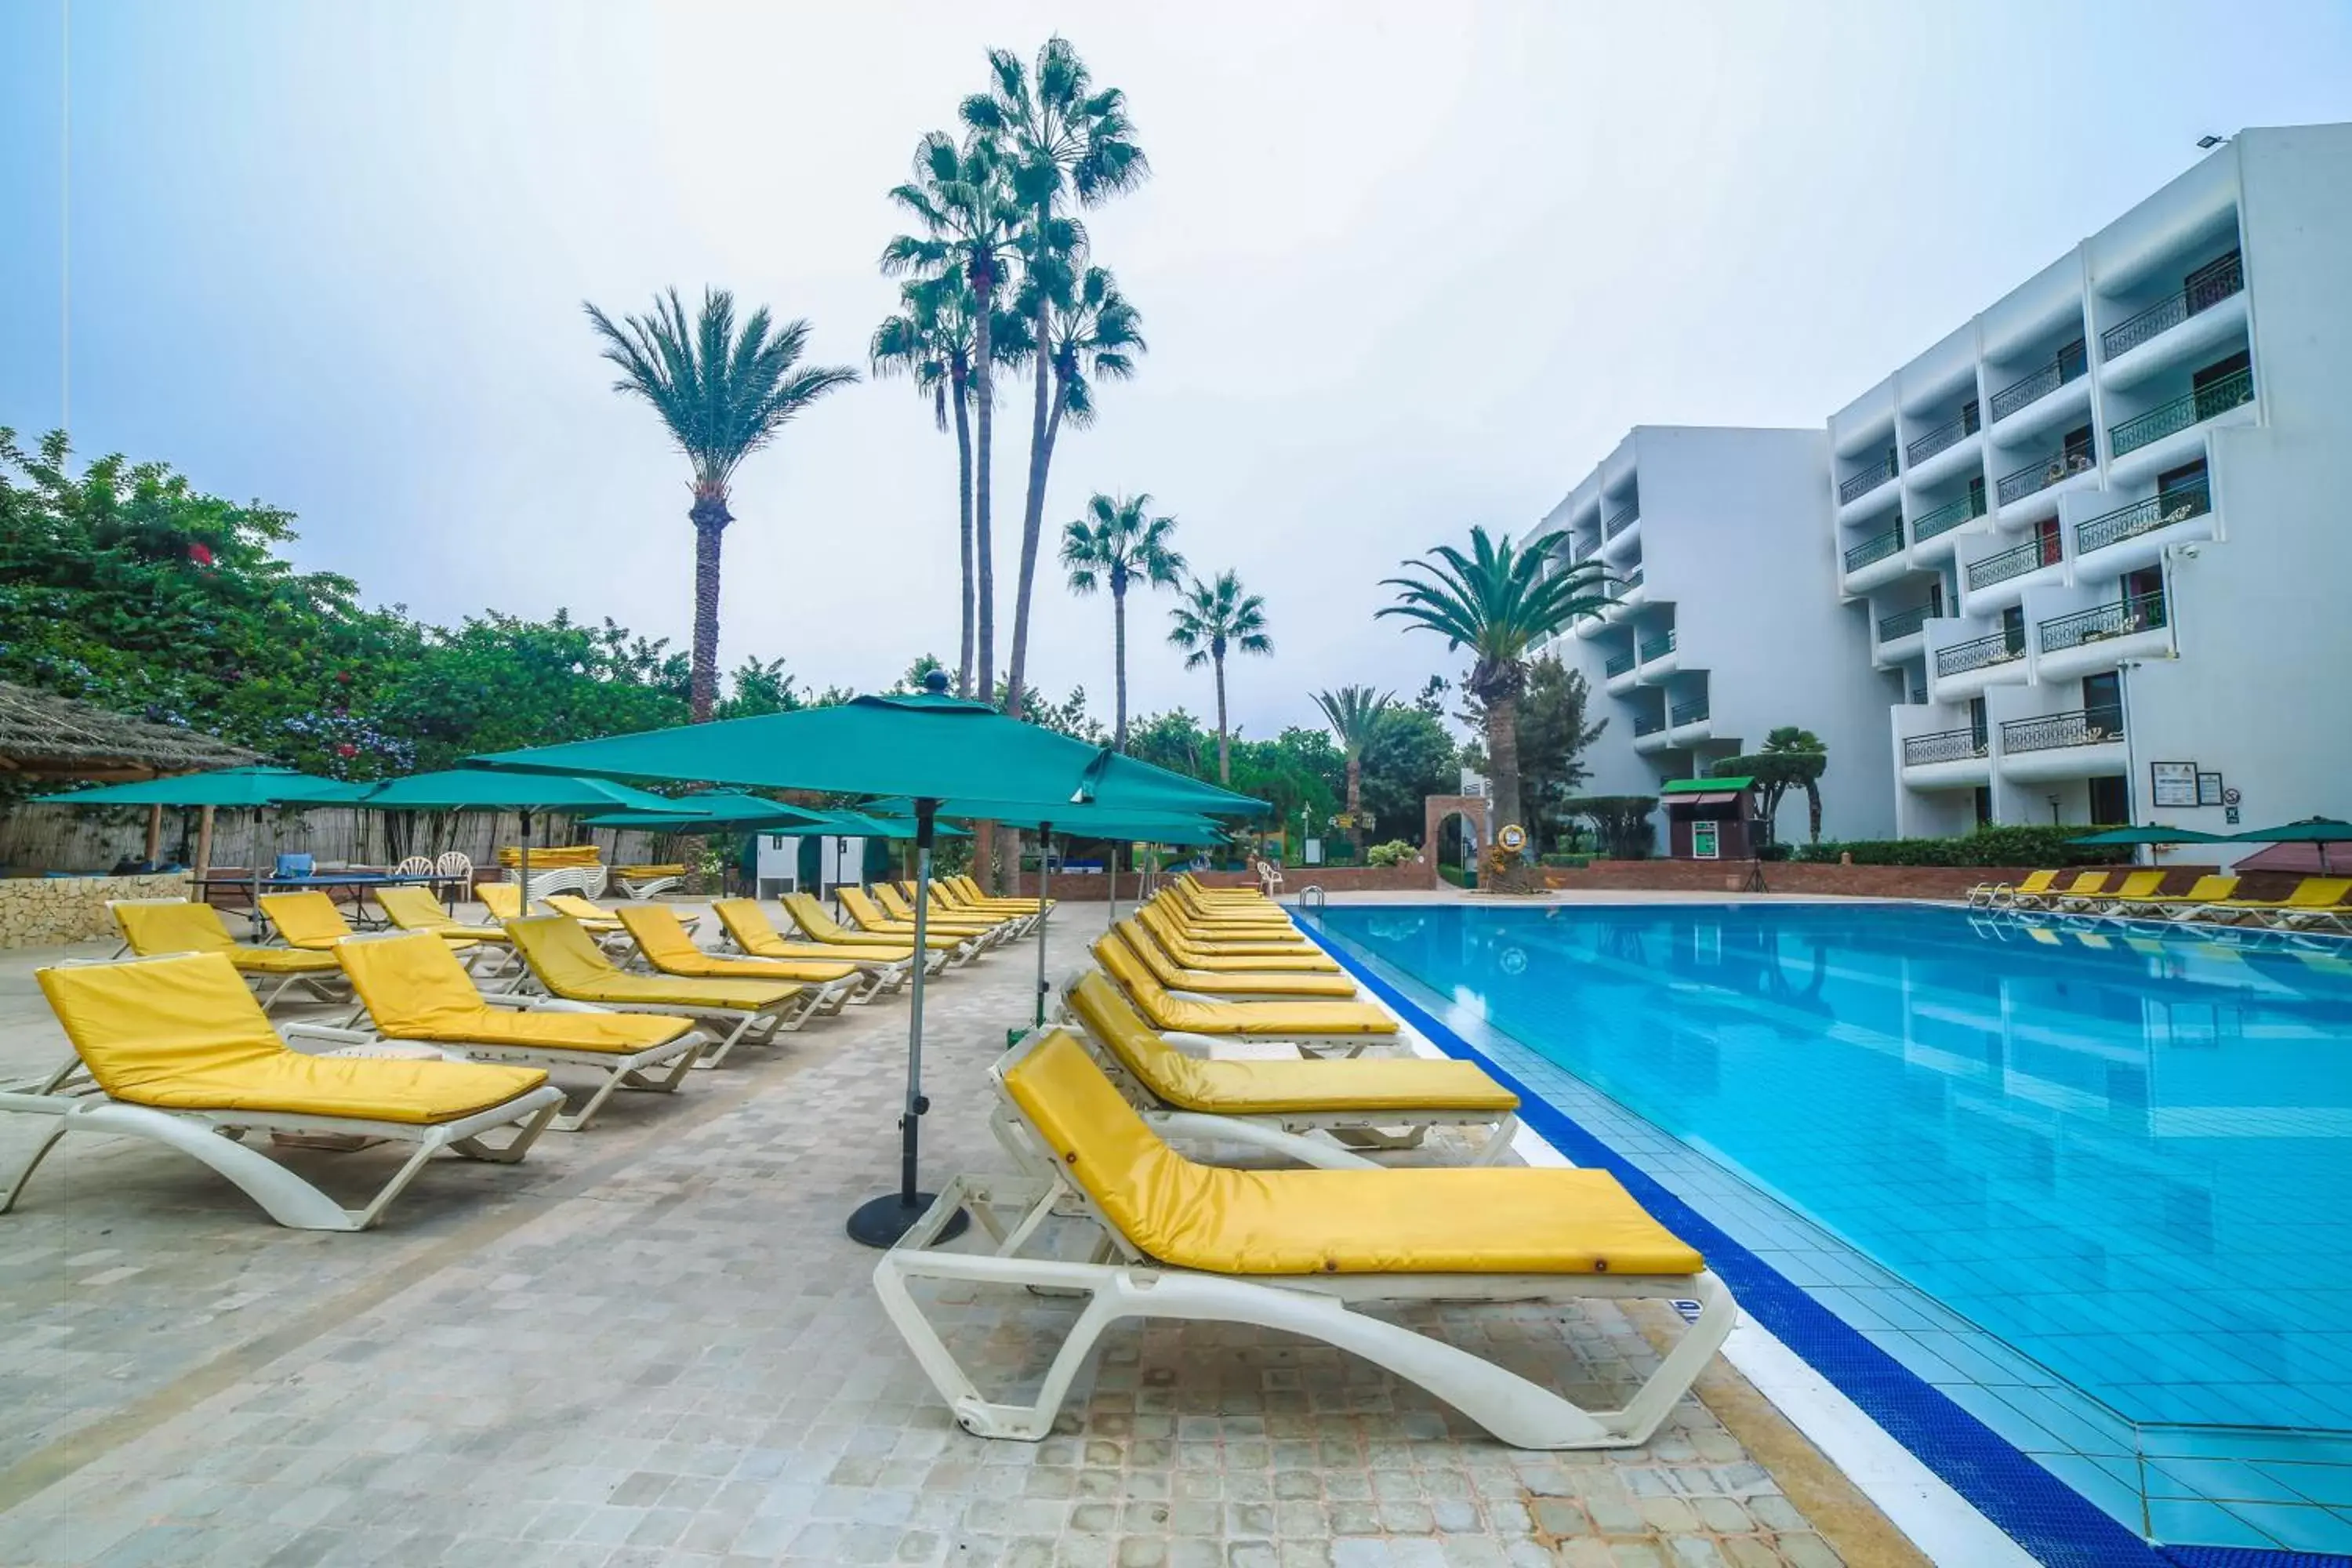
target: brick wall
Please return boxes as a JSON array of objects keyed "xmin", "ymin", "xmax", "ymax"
[{"xmin": 1010, "ymin": 863, "xmax": 1436, "ymax": 899}]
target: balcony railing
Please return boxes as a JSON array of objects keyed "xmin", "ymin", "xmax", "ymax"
[
  {"xmin": 1935, "ymin": 629, "xmax": 2026, "ymax": 677},
  {"xmin": 1903, "ymin": 727, "xmax": 1987, "ymax": 767},
  {"xmin": 1987, "ymin": 343, "xmax": 2089, "ymax": 423},
  {"xmin": 1670, "ymin": 699, "xmax": 1710, "ymax": 727},
  {"xmin": 1996, "ymin": 445, "xmax": 2096, "ymax": 505},
  {"xmin": 1911, "ymin": 490, "xmax": 1987, "ymax": 543},
  {"xmin": 1638, "ymin": 629, "xmax": 1677, "ymax": 662},
  {"xmin": 1606, "ymin": 566, "xmax": 1646, "ymax": 602},
  {"xmin": 2100, "ymin": 252, "xmax": 2244, "ymax": 360},
  {"xmin": 1877, "ymin": 604, "xmax": 1934, "ymax": 643},
  {"xmin": 2110, "ymin": 367, "xmax": 2254, "ymax": 457},
  {"xmin": 1838, "ymin": 452, "xmax": 1899, "ymax": 504},
  {"xmin": 1572, "ymin": 537, "xmax": 1599, "ymax": 563},
  {"xmin": 2077, "ymin": 477, "xmax": 2212, "ymax": 554},
  {"xmin": 1905, "ymin": 407, "xmax": 1981, "ymax": 466},
  {"xmin": 1605, "ymin": 503, "xmax": 1641, "ymax": 539},
  {"xmin": 1632, "ymin": 714, "xmax": 1665, "ymax": 737},
  {"xmin": 2001, "ymin": 707, "xmax": 2125, "ymax": 754},
  {"xmin": 1603, "ymin": 651, "xmax": 1636, "ymax": 677},
  {"xmin": 1966, "ymin": 534, "xmax": 2062, "ymax": 591},
  {"xmin": 1843, "ymin": 526, "xmax": 1904, "ymax": 572},
  {"xmin": 2038, "ymin": 591, "xmax": 2168, "ymax": 653}
]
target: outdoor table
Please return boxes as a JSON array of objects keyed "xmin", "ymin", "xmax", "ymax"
[{"xmin": 193, "ymin": 870, "xmax": 437, "ymax": 935}]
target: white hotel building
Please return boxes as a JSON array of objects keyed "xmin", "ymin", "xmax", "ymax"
[{"xmin": 1554, "ymin": 123, "xmax": 2352, "ymax": 854}]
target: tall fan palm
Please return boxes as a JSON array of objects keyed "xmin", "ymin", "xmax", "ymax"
[
  {"xmin": 1311, "ymin": 686, "xmax": 1397, "ymax": 847},
  {"xmin": 1167, "ymin": 570, "xmax": 1272, "ymax": 786},
  {"xmin": 1060, "ymin": 492, "xmax": 1184, "ymax": 750},
  {"xmin": 1378, "ymin": 528, "xmax": 1610, "ymax": 840},
  {"xmin": 882, "ymin": 132, "xmax": 1027, "ymax": 707},
  {"xmin": 585, "ymin": 287, "xmax": 858, "ymax": 721},
  {"xmin": 962, "ymin": 38, "xmax": 1150, "ymax": 725}
]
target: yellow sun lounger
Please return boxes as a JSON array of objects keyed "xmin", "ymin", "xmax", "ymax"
[
  {"xmin": 3, "ymin": 953, "xmax": 561, "ymax": 1230},
  {"xmin": 1155, "ymin": 884, "xmax": 1312, "ymax": 937},
  {"xmin": 1113, "ymin": 918, "xmax": 1359, "ymax": 1000},
  {"xmin": 2200, "ymin": 877, "xmax": 2352, "ymax": 932},
  {"xmin": 1178, "ymin": 872, "xmax": 1272, "ymax": 906},
  {"xmin": 782, "ymin": 892, "xmax": 973, "ymax": 964},
  {"xmin": 950, "ymin": 873, "xmax": 1050, "ymax": 914},
  {"xmin": 712, "ymin": 898, "xmax": 930, "ymax": 985},
  {"xmin": 913, "ymin": 880, "xmax": 1042, "ymax": 938},
  {"xmin": 2114, "ymin": 875, "xmax": 2239, "ymax": 919},
  {"xmin": 337, "ymin": 933, "xmax": 702, "ymax": 1130},
  {"xmin": 1061, "ymin": 971, "xmax": 1519, "ymax": 1164},
  {"xmin": 615, "ymin": 904, "xmax": 872, "ymax": 1006},
  {"xmin": 832, "ymin": 890, "xmax": 983, "ymax": 961},
  {"xmin": 1093, "ymin": 935, "xmax": 1397, "ymax": 1054},
  {"xmin": 874, "ymin": 1029, "xmax": 1732, "ymax": 1449},
  {"xmin": 871, "ymin": 884, "xmax": 1009, "ymax": 944},
  {"xmin": 257, "ymin": 890, "xmax": 371, "ymax": 951},
  {"xmin": 2016, "ymin": 871, "xmax": 2108, "ymax": 913},
  {"xmin": 1966, "ymin": 869, "xmax": 2059, "ymax": 909},
  {"xmin": 375, "ymin": 884, "xmax": 521, "ymax": 984},
  {"xmin": 109, "ymin": 899, "xmax": 349, "ymax": 1012},
  {"xmin": 1136, "ymin": 900, "xmax": 1338, "ymax": 970},
  {"xmin": 506, "ymin": 916, "xmax": 816, "ymax": 1067}
]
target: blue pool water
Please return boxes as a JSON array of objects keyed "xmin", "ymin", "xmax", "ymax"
[{"xmin": 1315, "ymin": 902, "xmax": 2352, "ymax": 1450}]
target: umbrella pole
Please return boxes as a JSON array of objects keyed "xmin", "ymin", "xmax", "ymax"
[
  {"xmin": 848, "ymin": 797, "xmax": 967, "ymax": 1249},
  {"xmin": 1108, "ymin": 844, "xmax": 1119, "ymax": 930},
  {"xmin": 518, "ymin": 809, "xmax": 533, "ymax": 913},
  {"xmin": 1035, "ymin": 822, "xmax": 1053, "ymax": 1029}
]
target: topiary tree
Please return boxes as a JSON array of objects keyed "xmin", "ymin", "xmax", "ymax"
[{"xmin": 1712, "ymin": 727, "xmax": 1828, "ymax": 844}]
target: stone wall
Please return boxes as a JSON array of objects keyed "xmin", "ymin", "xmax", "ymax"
[{"xmin": 0, "ymin": 872, "xmax": 193, "ymax": 949}]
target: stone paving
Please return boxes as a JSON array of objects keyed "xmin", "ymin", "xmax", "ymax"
[{"xmin": 0, "ymin": 898, "xmax": 1898, "ymax": 1566}]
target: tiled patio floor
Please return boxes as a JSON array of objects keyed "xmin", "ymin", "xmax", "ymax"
[{"xmin": 0, "ymin": 901, "xmax": 1910, "ymax": 1566}]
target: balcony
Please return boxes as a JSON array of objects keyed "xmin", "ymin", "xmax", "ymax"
[
  {"xmin": 2039, "ymin": 591, "xmax": 2167, "ymax": 654},
  {"xmin": 2109, "ymin": 367, "xmax": 2253, "ymax": 458},
  {"xmin": 2100, "ymin": 252, "xmax": 2243, "ymax": 361},
  {"xmin": 1877, "ymin": 604, "xmax": 1934, "ymax": 644},
  {"xmin": 1632, "ymin": 715, "xmax": 1664, "ymax": 736},
  {"xmin": 1935, "ymin": 629, "xmax": 2026, "ymax": 678},
  {"xmin": 1572, "ymin": 538, "xmax": 1600, "ymax": 564},
  {"xmin": 1905, "ymin": 407, "xmax": 1980, "ymax": 466},
  {"xmin": 1603, "ymin": 651, "xmax": 1637, "ymax": 678},
  {"xmin": 2001, "ymin": 707, "xmax": 2123, "ymax": 755},
  {"xmin": 1996, "ymin": 445, "xmax": 2096, "ymax": 507},
  {"xmin": 1904, "ymin": 727, "xmax": 1987, "ymax": 767},
  {"xmin": 1605, "ymin": 503, "xmax": 1640, "ymax": 539},
  {"xmin": 1838, "ymin": 452, "xmax": 1899, "ymax": 505},
  {"xmin": 2076, "ymin": 476, "xmax": 2210, "ymax": 556},
  {"xmin": 1965, "ymin": 534, "xmax": 2062, "ymax": 593},
  {"xmin": 1988, "ymin": 343, "xmax": 2089, "ymax": 423},
  {"xmin": 1843, "ymin": 526, "xmax": 1904, "ymax": 572},
  {"xmin": 1638, "ymin": 629, "xmax": 1678, "ymax": 663},
  {"xmin": 1670, "ymin": 699, "xmax": 1709, "ymax": 724},
  {"xmin": 1911, "ymin": 491, "xmax": 1987, "ymax": 544}
]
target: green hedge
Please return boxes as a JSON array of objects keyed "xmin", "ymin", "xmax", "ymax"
[
  {"xmin": 1538, "ymin": 853, "xmax": 1592, "ymax": 869},
  {"xmin": 1788, "ymin": 825, "xmax": 2136, "ymax": 867}
]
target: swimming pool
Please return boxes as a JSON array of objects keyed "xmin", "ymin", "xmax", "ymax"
[{"xmin": 1312, "ymin": 901, "xmax": 2352, "ymax": 1558}]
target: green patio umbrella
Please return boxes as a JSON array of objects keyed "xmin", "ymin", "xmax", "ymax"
[
  {"xmin": 36, "ymin": 766, "xmax": 372, "ymax": 909},
  {"xmin": 355, "ymin": 770, "xmax": 684, "ymax": 903},
  {"xmin": 468, "ymin": 674, "xmax": 1269, "ymax": 1247},
  {"xmin": 2067, "ymin": 823, "xmax": 2231, "ymax": 867},
  {"xmin": 2230, "ymin": 816, "xmax": 2352, "ymax": 875},
  {"xmin": 579, "ymin": 789, "xmax": 839, "ymax": 833}
]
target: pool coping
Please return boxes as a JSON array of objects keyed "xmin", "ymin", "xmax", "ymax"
[{"xmin": 1303, "ymin": 906, "xmax": 2350, "ymax": 1568}]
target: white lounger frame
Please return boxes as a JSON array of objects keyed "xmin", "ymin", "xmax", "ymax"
[
  {"xmin": 614, "ymin": 873, "xmax": 684, "ymax": 901},
  {"xmin": 621, "ymin": 943, "xmax": 887, "ymax": 1007},
  {"xmin": 511, "ymin": 982, "xmax": 820, "ymax": 1069},
  {"xmin": 0, "ymin": 1037, "xmax": 563, "ymax": 1232},
  {"xmin": 712, "ymin": 927, "xmax": 931, "ymax": 990},
  {"xmin": 799, "ymin": 906, "xmax": 980, "ymax": 968},
  {"xmin": 875, "ymin": 1167, "xmax": 1733, "ymax": 1450}
]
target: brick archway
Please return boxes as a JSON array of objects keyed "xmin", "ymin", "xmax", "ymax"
[{"xmin": 1422, "ymin": 794, "xmax": 1490, "ymax": 890}]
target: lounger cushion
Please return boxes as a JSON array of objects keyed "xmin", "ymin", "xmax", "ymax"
[
  {"xmin": 1007, "ymin": 1033, "xmax": 1693, "ymax": 1276},
  {"xmin": 1115, "ymin": 924, "xmax": 1357, "ymax": 998},
  {"xmin": 544, "ymin": 895, "xmax": 623, "ymax": 929},
  {"xmin": 225, "ymin": 946, "xmax": 344, "ymax": 975},
  {"xmin": 1068, "ymin": 974, "xmax": 1513, "ymax": 1115},
  {"xmin": 618, "ymin": 864, "xmax": 688, "ymax": 879},
  {"xmin": 510, "ymin": 917, "xmax": 799, "ymax": 1010},
  {"xmin": 713, "ymin": 900, "xmax": 908, "ymax": 965},
  {"xmin": 617, "ymin": 906, "xmax": 858, "ymax": 983},
  {"xmin": 799, "ymin": 893, "xmax": 965, "ymax": 951},
  {"xmin": 1095, "ymin": 938, "xmax": 1396, "ymax": 1036},
  {"xmin": 42, "ymin": 954, "xmax": 547, "ymax": 1124},
  {"xmin": 341, "ymin": 935, "xmax": 695, "ymax": 1056},
  {"xmin": 112, "ymin": 901, "xmax": 341, "ymax": 975},
  {"xmin": 377, "ymin": 887, "xmax": 507, "ymax": 944},
  {"xmin": 1139, "ymin": 905, "xmax": 1333, "ymax": 967},
  {"xmin": 257, "ymin": 891, "xmax": 357, "ymax": 950}
]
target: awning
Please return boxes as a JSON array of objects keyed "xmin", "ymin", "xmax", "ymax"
[{"xmin": 1668, "ymin": 790, "xmax": 1742, "ymax": 807}]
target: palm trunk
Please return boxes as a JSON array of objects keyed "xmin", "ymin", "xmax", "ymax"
[
  {"xmin": 1003, "ymin": 291, "xmax": 1056, "ymax": 724},
  {"xmin": 1112, "ymin": 583, "xmax": 1129, "ymax": 751},
  {"xmin": 1214, "ymin": 654, "xmax": 1231, "ymax": 786},
  {"xmin": 950, "ymin": 361, "xmax": 975, "ymax": 699},
  {"xmin": 1484, "ymin": 691, "xmax": 1522, "ymax": 851},
  {"xmin": 1345, "ymin": 756, "xmax": 1362, "ymax": 853},
  {"xmin": 972, "ymin": 267, "xmax": 1000, "ymax": 890},
  {"xmin": 1807, "ymin": 782, "xmax": 1823, "ymax": 844},
  {"xmin": 688, "ymin": 494, "xmax": 729, "ymax": 723}
]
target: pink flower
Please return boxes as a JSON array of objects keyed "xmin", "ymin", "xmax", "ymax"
[{"xmin": 187, "ymin": 543, "xmax": 215, "ymax": 566}]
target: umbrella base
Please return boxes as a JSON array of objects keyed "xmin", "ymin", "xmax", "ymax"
[{"xmin": 848, "ymin": 1190, "xmax": 970, "ymax": 1249}]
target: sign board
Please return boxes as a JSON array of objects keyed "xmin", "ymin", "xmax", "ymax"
[
  {"xmin": 2151, "ymin": 761, "xmax": 2198, "ymax": 809},
  {"xmin": 2197, "ymin": 771, "xmax": 2225, "ymax": 807},
  {"xmin": 2226, "ymin": 806, "xmax": 2242, "ymax": 826},
  {"xmin": 1304, "ymin": 838, "xmax": 1323, "ymax": 866},
  {"xmin": 1692, "ymin": 821, "xmax": 1720, "ymax": 860}
]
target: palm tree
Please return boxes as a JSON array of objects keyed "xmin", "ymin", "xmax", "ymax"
[
  {"xmin": 1060, "ymin": 493, "xmax": 1184, "ymax": 750},
  {"xmin": 882, "ymin": 132, "xmax": 1026, "ymax": 709},
  {"xmin": 1311, "ymin": 686, "xmax": 1396, "ymax": 848},
  {"xmin": 962, "ymin": 38, "xmax": 1149, "ymax": 724},
  {"xmin": 1759, "ymin": 727, "xmax": 1830, "ymax": 844},
  {"xmin": 585, "ymin": 287, "xmax": 858, "ymax": 721},
  {"xmin": 1377, "ymin": 528, "xmax": 1610, "ymax": 841},
  {"xmin": 1167, "ymin": 570, "xmax": 1272, "ymax": 785}
]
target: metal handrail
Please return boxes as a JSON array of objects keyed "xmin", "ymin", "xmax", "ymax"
[
  {"xmin": 2100, "ymin": 253, "xmax": 2244, "ymax": 360},
  {"xmin": 1966, "ymin": 535, "xmax": 2061, "ymax": 591},
  {"xmin": 1605, "ymin": 503, "xmax": 1640, "ymax": 538},
  {"xmin": 2039, "ymin": 591, "xmax": 2168, "ymax": 653},
  {"xmin": 1911, "ymin": 491, "xmax": 1987, "ymax": 542},
  {"xmin": 2000, "ymin": 707, "xmax": 2125, "ymax": 753},
  {"xmin": 2076, "ymin": 477, "xmax": 2212, "ymax": 554},
  {"xmin": 1669, "ymin": 699, "xmax": 1709, "ymax": 726},
  {"xmin": 1638, "ymin": 629, "xmax": 1677, "ymax": 662},
  {"xmin": 1843, "ymin": 526, "xmax": 1904, "ymax": 572},
  {"xmin": 1906, "ymin": 408, "xmax": 1980, "ymax": 466},
  {"xmin": 1572, "ymin": 538, "xmax": 1600, "ymax": 563},
  {"xmin": 1603, "ymin": 651, "xmax": 1637, "ymax": 677},
  {"xmin": 2110, "ymin": 368, "xmax": 2254, "ymax": 457},
  {"xmin": 1838, "ymin": 452, "xmax": 1898, "ymax": 504},
  {"xmin": 1996, "ymin": 445, "xmax": 2096, "ymax": 506},
  {"xmin": 1632, "ymin": 714, "xmax": 1665, "ymax": 737},
  {"xmin": 1877, "ymin": 604, "xmax": 1934, "ymax": 642},
  {"xmin": 1903, "ymin": 728, "xmax": 1987, "ymax": 766},
  {"xmin": 1935, "ymin": 630, "xmax": 2026, "ymax": 677},
  {"xmin": 1987, "ymin": 343, "xmax": 2088, "ymax": 423}
]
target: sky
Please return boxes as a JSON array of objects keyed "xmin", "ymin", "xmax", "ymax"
[{"xmin": 4, "ymin": 1, "xmax": 2350, "ymax": 747}]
